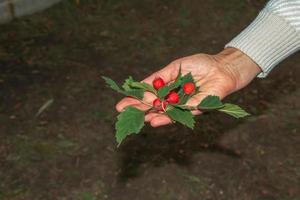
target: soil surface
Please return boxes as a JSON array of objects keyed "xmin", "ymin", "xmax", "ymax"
[{"xmin": 0, "ymin": 0, "xmax": 299, "ymax": 199}]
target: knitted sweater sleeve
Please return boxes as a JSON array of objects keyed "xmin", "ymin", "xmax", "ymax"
[{"xmin": 225, "ymin": 0, "xmax": 300, "ymax": 78}]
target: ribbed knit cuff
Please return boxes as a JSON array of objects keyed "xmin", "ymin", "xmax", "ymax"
[{"xmin": 226, "ymin": 10, "xmax": 300, "ymax": 78}]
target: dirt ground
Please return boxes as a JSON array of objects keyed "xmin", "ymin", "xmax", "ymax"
[{"xmin": 0, "ymin": 0, "xmax": 299, "ymax": 199}]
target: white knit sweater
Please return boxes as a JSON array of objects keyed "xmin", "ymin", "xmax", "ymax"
[{"xmin": 226, "ymin": 0, "xmax": 300, "ymax": 78}]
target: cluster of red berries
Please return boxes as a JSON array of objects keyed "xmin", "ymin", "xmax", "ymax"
[{"xmin": 152, "ymin": 77, "xmax": 195, "ymax": 111}]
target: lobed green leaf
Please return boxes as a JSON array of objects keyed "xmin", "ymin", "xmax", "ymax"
[
  {"xmin": 115, "ymin": 106, "xmax": 145, "ymax": 146},
  {"xmin": 122, "ymin": 76, "xmax": 134, "ymax": 91},
  {"xmin": 177, "ymin": 89, "xmax": 190, "ymax": 105},
  {"xmin": 125, "ymin": 89, "xmax": 144, "ymax": 99},
  {"xmin": 131, "ymin": 82, "xmax": 157, "ymax": 94},
  {"xmin": 198, "ymin": 95, "xmax": 224, "ymax": 110},
  {"xmin": 157, "ymin": 86, "xmax": 170, "ymax": 100},
  {"xmin": 166, "ymin": 106, "xmax": 195, "ymax": 129},
  {"xmin": 102, "ymin": 76, "xmax": 123, "ymax": 93},
  {"xmin": 218, "ymin": 103, "xmax": 250, "ymax": 118},
  {"xmin": 102, "ymin": 76, "xmax": 144, "ymax": 99},
  {"xmin": 180, "ymin": 72, "xmax": 194, "ymax": 85},
  {"xmin": 122, "ymin": 76, "xmax": 156, "ymax": 95},
  {"xmin": 168, "ymin": 64, "xmax": 183, "ymax": 90}
]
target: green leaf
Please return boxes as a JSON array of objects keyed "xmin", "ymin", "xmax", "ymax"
[
  {"xmin": 176, "ymin": 89, "xmax": 190, "ymax": 105},
  {"xmin": 125, "ymin": 89, "xmax": 144, "ymax": 99},
  {"xmin": 198, "ymin": 95, "xmax": 224, "ymax": 110},
  {"xmin": 170, "ymin": 68, "xmax": 193, "ymax": 91},
  {"xmin": 115, "ymin": 106, "xmax": 145, "ymax": 146},
  {"xmin": 122, "ymin": 76, "xmax": 156, "ymax": 94},
  {"xmin": 166, "ymin": 106, "xmax": 195, "ymax": 129},
  {"xmin": 169, "ymin": 64, "xmax": 183, "ymax": 90},
  {"xmin": 102, "ymin": 76, "xmax": 144, "ymax": 99},
  {"xmin": 175, "ymin": 63, "xmax": 182, "ymax": 82},
  {"xmin": 102, "ymin": 76, "xmax": 123, "ymax": 93},
  {"xmin": 80, "ymin": 192, "xmax": 95, "ymax": 200},
  {"xmin": 168, "ymin": 80, "xmax": 181, "ymax": 91},
  {"xmin": 218, "ymin": 103, "xmax": 250, "ymax": 118},
  {"xmin": 175, "ymin": 72, "xmax": 195, "ymax": 103},
  {"xmin": 157, "ymin": 86, "xmax": 170, "ymax": 100},
  {"xmin": 180, "ymin": 72, "xmax": 194, "ymax": 84},
  {"xmin": 131, "ymin": 82, "xmax": 157, "ymax": 94},
  {"xmin": 122, "ymin": 76, "xmax": 134, "ymax": 91}
]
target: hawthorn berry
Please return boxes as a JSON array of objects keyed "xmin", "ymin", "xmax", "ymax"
[
  {"xmin": 152, "ymin": 98, "xmax": 161, "ymax": 107},
  {"xmin": 167, "ymin": 91, "xmax": 179, "ymax": 104},
  {"xmin": 152, "ymin": 98, "xmax": 167, "ymax": 111},
  {"xmin": 152, "ymin": 77, "xmax": 165, "ymax": 90},
  {"xmin": 183, "ymin": 82, "xmax": 195, "ymax": 95}
]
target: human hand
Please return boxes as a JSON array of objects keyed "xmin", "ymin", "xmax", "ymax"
[{"xmin": 116, "ymin": 48, "xmax": 261, "ymax": 127}]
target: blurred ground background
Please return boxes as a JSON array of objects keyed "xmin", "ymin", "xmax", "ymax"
[{"xmin": 0, "ymin": 0, "xmax": 300, "ymax": 199}]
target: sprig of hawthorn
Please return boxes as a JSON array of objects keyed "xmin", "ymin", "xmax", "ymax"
[{"xmin": 102, "ymin": 67, "xmax": 250, "ymax": 146}]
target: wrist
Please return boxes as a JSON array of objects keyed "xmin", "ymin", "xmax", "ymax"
[{"xmin": 215, "ymin": 48, "xmax": 261, "ymax": 91}]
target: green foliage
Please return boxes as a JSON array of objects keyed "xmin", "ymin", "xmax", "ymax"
[
  {"xmin": 198, "ymin": 95, "xmax": 224, "ymax": 110},
  {"xmin": 124, "ymin": 89, "xmax": 144, "ymax": 99},
  {"xmin": 177, "ymin": 72, "xmax": 195, "ymax": 103},
  {"xmin": 157, "ymin": 86, "xmax": 170, "ymax": 100},
  {"xmin": 218, "ymin": 103, "xmax": 250, "ymax": 118},
  {"xmin": 180, "ymin": 72, "xmax": 194, "ymax": 84},
  {"xmin": 80, "ymin": 192, "xmax": 95, "ymax": 200},
  {"xmin": 115, "ymin": 106, "xmax": 145, "ymax": 146},
  {"xmin": 102, "ymin": 76, "xmax": 122, "ymax": 93},
  {"xmin": 123, "ymin": 76, "xmax": 156, "ymax": 94},
  {"xmin": 166, "ymin": 106, "xmax": 195, "ymax": 129},
  {"xmin": 131, "ymin": 82, "xmax": 157, "ymax": 94},
  {"xmin": 177, "ymin": 90, "xmax": 190, "ymax": 105},
  {"xmin": 169, "ymin": 64, "xmax": 183, "ymax": 90},
  {"xmin": 102, "ymin": 76, "xmax": 144, "ymax": 99},
  {"xmin": 122, "ymin": 76, "xmax": 135, "ymax": 91},
  {"xmin": 175, "ymin": 64, "xmax": 182, "ymax": 82}
]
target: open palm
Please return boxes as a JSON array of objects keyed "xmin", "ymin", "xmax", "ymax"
[{"xmin": 116, "ymin": 50, "xmax": 259, "ymax": 127}]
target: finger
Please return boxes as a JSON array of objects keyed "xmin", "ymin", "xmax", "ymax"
[
  {"xmin": 116, "ymin": 97, "xmax": 141, "ymax": 112},
  {"xmin": 191, "ymin": 110, "xmax": 202, "ymax": 115},
  {"xmin": 116, "ymin": 99, "xmax": 150, "ymax": 112},
  {"xmin": 142, "ymin": 91, "xmax": 157, "ymax": 104},
  {"xmin": 116, "ymin": 91, "xmax": 157, "ymax": 112},
  {"xmin": 185, "ymin": 96, "xmax": 202, "ymax": 107},
  {"xmin": 183, "ymin": 97, "xmax": 202, "ymax": 115},
  {"xmin": 129, "ymin": 103, "xmax": 151, "ymax": 111},
  {"xmin": 142, "ymin": 62, "xmax": 179, "ymax": 84},
  {"xmin": 145, "ymin": 113, "xmax": 160, "ymax": 122},
  {"xmin": 150, "ymin": 115, "xmax": 172, "ymax": 127}
]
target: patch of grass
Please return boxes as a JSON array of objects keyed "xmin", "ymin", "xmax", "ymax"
[
  {"xmin": 156, "ymin": 186, "xmax": 178, "ymax": 200},
  {"xmin": 175, "ymin": 168, "xmax": 210, "ymax": 198},
  {"xmin": 5, "ymin": 131, "xmax": 78, "ymax": 172},
  {"xmin": 8, "ymin": 135, "xmax": 56, "ymax": 163},
  {"xmin": 79, "ymin": 192, "xmax": 95, "ymax": 200}
]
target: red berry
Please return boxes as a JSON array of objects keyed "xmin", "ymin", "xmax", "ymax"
[
  {"xmin": 167, "ymin": 91, "xmax": 179, "ymax": 104},
  {"xmin": 183, "ymin": 82, "xmax": 195, "ymax": 95},
  {"xmin": 152, "ymin": 77, "xmax": 165, "ymax": 90},
  {"xmin": 152, "ymin": 98, "xmax": 161, "ymax": 107}
]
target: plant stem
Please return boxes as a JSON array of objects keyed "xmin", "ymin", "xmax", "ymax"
[{"xmin": 175, "ymin": 105, "xmax": 198, "ymax": 110}]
